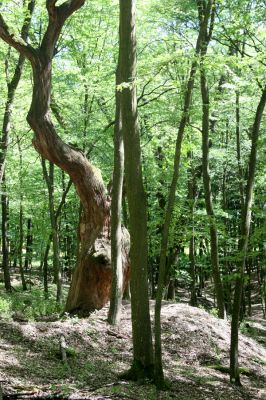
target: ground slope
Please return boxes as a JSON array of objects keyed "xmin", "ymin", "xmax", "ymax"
[{"xmin": 0, "ymin": 301, "xmax": 265, "ymax": 399}]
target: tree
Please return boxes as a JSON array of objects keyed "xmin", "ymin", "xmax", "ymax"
[
  {"xmin": 154, "ymin": 0, "xmax": 215, "ymax": 387},
  {"xmin": 0, "ymin": 0, "xmax": 129, "ymax": 314},
  {"xmin": 107, "ymin": 51, "xmax": 125, "ymax": 325},
  {"xmin": 199, "ymin": 1, "xmax": 225, "ymax": 319},
  {"xmin": 0, "ymin": 0, "xmax": 35, "ymax": 291},
  {"xmin": 119, "ymin": 0, "xmax": 154, "ymax": 379},
  {"xmin": 230, "ymin": 84, "xmax": 266, "ymax": 385}
]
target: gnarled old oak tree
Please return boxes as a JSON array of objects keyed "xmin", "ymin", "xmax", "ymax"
[{"xmin": 0, "ymin": 0, "xmax": 130, "ymax": 314}]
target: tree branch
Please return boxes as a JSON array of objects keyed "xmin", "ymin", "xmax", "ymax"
[
  {"xmin": 55, "ymin": 178, "xmax": 72, "ymax": 221},
  {"xmin": 0, "ymin": 14, "xmax": 36, "ymax": 61},
  {"xmin": 46, "ymin": 0, "xmax": 58, "ymax": 19},
  {"xmin": 58, "ymin": 0, "xmax": 86, "ymax": 21}
]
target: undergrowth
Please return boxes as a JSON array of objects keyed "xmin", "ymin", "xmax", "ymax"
[{"xmin": 0, "ymin": 283, "xmax": 67, "ymax": 320}]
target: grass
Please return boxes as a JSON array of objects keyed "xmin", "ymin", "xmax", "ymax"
[
  {"xmin": 0, "ymin": 282, "xmax": 67, "ymax": 320},
  {"xmin": 207, "ymin": 364, "xmax": 251, "ymax": 376}
]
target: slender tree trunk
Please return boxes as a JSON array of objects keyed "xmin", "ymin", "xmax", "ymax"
[
  {"xmin": 42, "ymin": 176, "xmax": 72, "ymax": 296},
  {"xmin": 17, "ymin": 139, "xmax": 27, "ymax": 291},
  {"xmin": 43, "ymin": 238, "xmax": 51, "ymax": 295},
  {"xmin": 41, "ymin": 159, "xmax": 62, "ymax": 302},
  {"xmin": 0, "ymin": 0, "xmax": 35, "ymax": 292},
  {"xmin": 154, "ymin": 0, "xmax": 215, "ymax": 387},
  {"xmin": 200, "ymin": 42, "xmax": 225, "ymax": 319},
  {"xmin": 188, "ymin": 151, "xmax": 197, "ymax": 306},
  {"xmin": 0, "ymin": 0, "xmax": 35, "ymax": 184},
  {"xmin": 235, "ymin": 91, "xmax": 245, "ymax": 211},
  {"xmin": 24, "ymin": 218, "xmax": 33, "ymax": 272},
  {"xmin": 108, "ymin": 59, "xmax": 125, "ymax": 325},
  {"xmin": 230, "ymin": 85, "xmax": 266, "ymax": 385},
  {"xmin": 119, "ymin": 0, "xmax": 154, "ymax": 378},
  {"xmin": 1, "ymin": 174, "xmax": 11, "ymax": 291}
]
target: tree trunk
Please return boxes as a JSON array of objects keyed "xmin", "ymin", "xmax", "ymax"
[
  {"xmin": 0, "ymin": 1, "xmax": 130, "ymax": 314},
  {"xmin": 108, "ymin": 58, "xmax": 125, "ymax": 325},
  {"xmin": 187, "ymin": 151, "xmax": 198, "ymax": 307},
  {"xmin": 41, "ymin": 159, "xmax": 62, "ymax": 302},
  {"xmin": 154, "ymin": 0, "xmax": 215, "ymax": 387},
  {"xmin": 43, "ymin": 238, "xmax": 51, "ymax": 295},
  {"xmin": 0, "ymin": 0, "xmax": 35, "ymax": 184},
  {"xmin": 119, "ymin": 0, "xmax": 154, "ymax": 378},
  {"xmin": 1, "ymin": 174, "xmax": 11, "ymax": 292},
  {"xmin": 200, "ymin": 43, "xmax": 225, "ymax": 319},
  {"xmin": 17, "ymin": 139, "xmax": 27, "ymax": 291},
  {"xmin": 24, "ymin": 218, "xmax": 33, "ymax": 272},
  {"xmin": 0, "ymin": 1, "xmax": 35, "ymax": 292},
  {"xmin": 230, "ymin": 85, "xmax": 266, "ymax": 385}
]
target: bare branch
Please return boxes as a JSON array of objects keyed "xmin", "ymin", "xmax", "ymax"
[
  {"xmin": 138, "ymin": 87, "xmax": 175, "ymax": 108},
  {"xmin": 55, "ymin": 178, "xmax": 72, "ymax": 221}
]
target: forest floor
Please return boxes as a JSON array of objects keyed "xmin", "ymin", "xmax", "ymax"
[{"xmin": 0, "ymin": 289, "xmax": 266, "ymax": 400}]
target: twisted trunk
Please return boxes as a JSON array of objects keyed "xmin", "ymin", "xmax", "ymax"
[{"xmin": 0, "ymin": 0, "xmax": 130, "ymax": 314}]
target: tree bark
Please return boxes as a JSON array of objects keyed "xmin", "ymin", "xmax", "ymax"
[
  {"xmin": 119, "ymin": 0, "xmax": 154, "ymax": 378},
  {"xmin": 230, "ymin": 85, "xmax": 266, "ymax": 385},
  {"xmin": 108, "ymin": 58, "xmax": 125, "ymax": 325}
]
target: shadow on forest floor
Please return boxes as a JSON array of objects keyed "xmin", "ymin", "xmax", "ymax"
[{"xmin": 0, "ymin": 300, "xmax": 265, "ymax": 400}]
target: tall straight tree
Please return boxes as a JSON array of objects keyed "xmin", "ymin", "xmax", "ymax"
[
  {"xmin": 199, "ymin": 1, "xmax": 225, "ymax": 319},
  {"xmin": 119, "ymin": 0, "xmax": 154, "ymax": 378},
  {"xmin": 154, "ymin": 0, "xmax": 215, "ymax": 387},
  {"xmin": 108, "ymin": 57, "xmax": 125, "ymax": 325},
  {"xmin": 230, "ymin": 84, "xmax": 266, "ymax": 385}
]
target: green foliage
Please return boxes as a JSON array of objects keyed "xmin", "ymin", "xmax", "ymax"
[
  {"xmin": 0, "ymin": 293, "xmax": 11, "ymax": 318},
  {"xmin": 240, "ymin": 321, "xmax": 258, "ymax": 338},
  {"xmin": 0, "ymin": 284, "xmax": 66, "ymax": 320}
]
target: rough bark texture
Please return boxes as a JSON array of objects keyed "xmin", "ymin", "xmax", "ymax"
[
  {"xmin": 230, "ymin": 85, "xmax": 266, "ymax": 385},
  {"xmin": 119, "ymin": 0, "xmax": 154, "ymax": 378},
  {"xmin": 0, "ymin": 0, "xmax": 130, "ymax": 314},
  {"xmin": 154, "ymin": 0, "xmax": 215, "ymax": 387}
]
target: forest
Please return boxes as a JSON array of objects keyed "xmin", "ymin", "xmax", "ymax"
[{"xmin": 0, "ymin": 0, "xmax": 265, "ymax": 399}]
